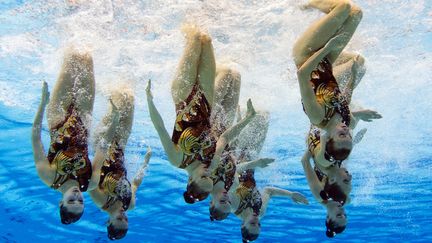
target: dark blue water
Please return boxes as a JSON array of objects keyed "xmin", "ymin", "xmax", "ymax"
[{"xmin": 1, "ymin": 1, "xmax": 431, "ymax": 242}]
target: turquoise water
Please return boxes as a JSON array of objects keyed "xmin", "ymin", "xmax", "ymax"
[{"xmin": 1, "ymin": 0, "xmax": 431, "ymax": 242}]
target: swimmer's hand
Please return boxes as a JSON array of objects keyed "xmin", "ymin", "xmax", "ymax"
[
  {"xmin": 255, "ymin": 158, "xmax": 275, "ymax": 168},
  {"xmin": 291, "ymin": 192, "xmax": 309, "ymax": 205},
  {"xmin": 245, "ymin": 99, "xmax": 256, "ymax": 118},
  {"xmin": 133, "ymin": 146, "xmax": 151, "ymax": 187},
  {"xmin": 353, "ymin": 128, "xmax": 367, "ymax": 145},
  {"xmin": 325, "ymin": 33, "xmax": 349, "ymax": 51},
  {"xmin": 146, "ymin": 79, "xmax": 153, "ymax": 100},
  {"xmin": 41, "ymin": 81, "xmax": 50, "ymax": 106},
  {"xmin": 353, "ymin": 109, "xmax": 382, "ymax": 122}
]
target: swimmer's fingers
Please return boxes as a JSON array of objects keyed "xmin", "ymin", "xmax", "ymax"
[
  {"xmin": 146, "ymin": 79, "xmax": 153, "ymax": 100},
  {"xmin": 41, "ymin": 81, "xmax": 50, "ymax": 105},
  {"xmin": 258, "ymin": 158, "xmax": 275, "ymax": 168},
  {"xmin": 292, "ymin": 192, "xmax": 309, "ymax": 205}
]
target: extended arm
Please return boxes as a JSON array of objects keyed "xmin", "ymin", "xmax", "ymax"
[
  {"xmin": 297, "ymin": 34, "xmax": 347, "ymax": 125},
  {"xmin": 211, "ymin": 99, "xmax": 256, "ymax": 168},
  {"xmin": 300, "ymin": 151, "xmax": 325, "ymax": 203},
  {"xmin": 129, "ymin": 147, "xmax": 152, "ymax": 210},
  {"xmin": 259, "ymin": 186, "xmax": 309, "ymax": 217},
  {"xmin": 32, "ymin": 82, "xmax": 53, "ymax": 184},
  {"xmin": 146, "ymin": 80, "xmax": 182, "ymax": 167},
  {"xmin": 236, "ymin": 158, "xmax": 275, "ymax": 172}
]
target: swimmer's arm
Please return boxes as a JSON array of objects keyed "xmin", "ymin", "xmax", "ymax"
[
  {"xmin": 235, "ymin": 158, "xmax": 275, "ymax": 172},
  {"xmin": 32, "ymin": 82, "xmax": 54, "ymax": 184},
  {"xmin": 146, "ymin": 80, "xmax": 182, "ymax": 167},
  {"xmin": 211, "ymin": 99, "xmax": 256, "ymax": 169},
  {"xmin": 300, "ymin": 151, "xmax": 325, "ymax": 203},
  {"xmin": 236, "ymin": 105, "xmax": 242, "ymax": 122},
  {"xmin": 88, "ymin": 149, "xmax": 105, "ymax": 191},
  {"xmin": 297, "ymin": 35, "xmax": 346, "ymax": 125},
  {"xmin": 258, "ymin": 186, "xmax": 308, "ymax": 218},
  {"xmin": 129, "ymin": 147, "xmax": 152, "ymax": 210},
  {"xmin": 262, "ymin": 187, "xmax": 309, "ymax": 205}
]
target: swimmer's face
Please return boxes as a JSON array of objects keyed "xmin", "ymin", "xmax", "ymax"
[
  {"xmin": 62, "ymin": 186, "xmax": 84, "ymax": 215},
  {"xmin": 332, "ymin": 168, "xmax": 352, "ymax": 196},
  {"xmin": 241, "ymin": 212, "xmax": 261, "ymax": 242},
  {"xmin": 209, "ymin": 190, "xmax": 231, "ymax": 220},
  {"xmin": 184, "ymin": 167, "xmax": 212, "ymax": 203},
  {"xmin": 326, "ymin": 200, "xmax": 347, "ymax": 227},
  {"xmin": 191, "ymin": 164, "xmax": 213, "ymax": 192},
  {"xmin": 330, "ymin": 123, "xmax": 353, "ymax": 150}
]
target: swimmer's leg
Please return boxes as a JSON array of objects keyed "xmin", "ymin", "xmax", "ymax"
[
  {"xmin": 333, "ymin": 52, "xmax": 365, "ymax": 103},
  {"xmin": 47, "ymin": 50, "xmax": 94, "ymax": 129},
  {"xmin": 292, "ymin": 0, "xmax": 361, "ymax": 67},
  {"xmin": 171, "ymin": 25, "xmax": 202, "ymax": 105},
  {"xmin": 111, "ymin": 89, "xmax": 135, "ymax": 149},
  {"xmin": 197, "ymin": 33, "xmax": 216, "ymax": 107},
  {"xmin": 72, "ymin": 52, "xmax": 95, "ymax": 126},
  {"xmin": 211, "ymin": 66, "xmax": 241, "ymax": 136}
]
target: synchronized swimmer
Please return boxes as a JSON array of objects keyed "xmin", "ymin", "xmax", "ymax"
[{"xmin": 31, "ymin": 0, "xmax": 381, "ymax": 241}]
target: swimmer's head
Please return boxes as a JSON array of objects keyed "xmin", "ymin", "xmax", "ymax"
[
  {"xmin": 241, "ymin": 212, "xmax": 261, "ymax": 243},
  {"xmin": 107, "ymin": 208, "xmax": 128, "ymax": 240},
  {"xmin": 325, "ymin": 200, "xmax": 347, "ymax": 238},
  {"xmin": 326, "ymin": 123, "xmax": 353, "ymax": 161},
  {"xmin": 209, "ymin": 190, "xmax": 231, "ymax": 221},
  {"xmin": 59, "ymin": 186, "xmax": 84, "ymax": 224},
  {"xmin": 183, "ymin": 179, "xmax": 212, "ymax": 204},
  {"xmin": 320, "ymin": 172, "xmax": 350, "ymax": 205}
]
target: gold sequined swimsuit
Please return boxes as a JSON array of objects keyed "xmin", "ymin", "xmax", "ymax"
[
  {"xmin": 211, "ymin": 146, "xmax": 236, "ymax": 191},
  {"xmin": 172, "ymin": 83, "xmax": 216, "ymax": 169},
  {"xmin": 306, "ymin": 58, "xmax": 351, "ymax": 128},
  {"xmin": 47, "ymin": 104, "xmax": 92, "ymax": 191},
  {"xmin": 234, "ymin": 169, "xmax": 262, "ymax": 216},
  {"xmin": 98, "ymin": 140, "xmax": 132, "ymax": 211}
]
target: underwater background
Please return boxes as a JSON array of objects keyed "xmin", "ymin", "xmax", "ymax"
[{"xmin": 0, "ymin": 0, "xmax": 431, "ymax": 242}]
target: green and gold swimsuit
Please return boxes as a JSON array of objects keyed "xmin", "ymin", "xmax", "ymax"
[
  {"xmin": 98, "ymin": 140, "xmax": 132, "ymax": 211},
  {"xmin": 234, "ymin": 169, "xmax": 262, "ymax": 216},
  {"xmin": 47, "ymin": 104, "xmax": 92, "ymax": 191},
  {"xmin": 172, "ymin": 83, "xmax": 216, "ymax": 169}
]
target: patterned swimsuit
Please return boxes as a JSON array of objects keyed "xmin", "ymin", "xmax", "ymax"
[{"xmin": 47, "ymin": 104, "xmax": 92, "ymax": 191}]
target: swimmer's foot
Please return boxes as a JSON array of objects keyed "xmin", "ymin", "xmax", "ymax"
[{"xmin": 182, "ymin": 24, "xmax": 201, "ymax": 42}]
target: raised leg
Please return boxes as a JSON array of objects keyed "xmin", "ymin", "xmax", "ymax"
[
  {"xmin": 293, "ymin": 0, "xmax": 362, "ymax": 67},
  {"xmin": 171, "ymin": 25, "xmax": 202, "ymax": 105},
  {"xmin": 197, "ymin": 33, "xmax": 216, "ymax": 107},
  {"xmin": 211, "ymin": 66, "xmax": 241, "ymax": 136},
  {"xmin": 47, "ymin": 50, "xmax": 94, "ymax": 129},
  {"xmin": 333, "ymin": 52, "xmax": 365, "ymax": 103}
]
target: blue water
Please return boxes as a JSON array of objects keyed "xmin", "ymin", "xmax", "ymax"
[{"xmin": 1, "ymin": 0, "xmax": 431, "ymax": 242}]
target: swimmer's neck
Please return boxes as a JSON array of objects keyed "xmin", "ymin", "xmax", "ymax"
[{"xmin": 58, "ymin": 180, "xmax": 80, "ymax": 194}]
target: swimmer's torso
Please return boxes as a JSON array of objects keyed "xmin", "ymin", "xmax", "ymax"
[
  {"xmin": 234, "ymin": 169, "xmax": 262, "ymax": 216},
  {"xmin": 98, "ymin": 140, "xmax": 132, "ymax": 211},
  {"xmin": 307, "ymin": 58, "xmax": 350, "ymax": 128},
  {"xmin": 47, "ymin": 104, "xmax": 92, "ymax": 191},
  {"xmin": 172, "ymin": 83, "xmax": 216, "ymax": 169},
  {"xmin": 211, "ymin": 146, "xmax": 237, "ymax": 191}
]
